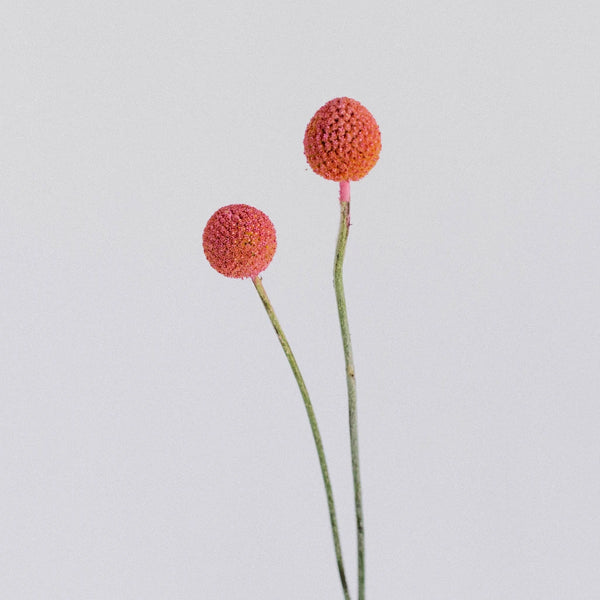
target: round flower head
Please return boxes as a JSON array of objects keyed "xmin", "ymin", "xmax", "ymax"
[
  {"xmin": 203, "ymin": 204, "xmax": 277, "ymax": 279},
  {"xmin": 304, "ymin": 97, "xmax": 381, "ymax": 182}
]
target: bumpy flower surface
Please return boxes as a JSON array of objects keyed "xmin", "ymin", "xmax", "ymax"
[
  {"xmin": 304, "ymin": 97, "xmax": 381, "ymax": 182},
  {"xmin": 203, "ymin": 204, "xmax": 277, "ymax": 279}
]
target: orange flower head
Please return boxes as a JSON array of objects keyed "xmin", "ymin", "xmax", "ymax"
[
  {"xmin": 304, "ymin": 97, "xmax": 381, "ymax": 182},
  {"xmin": 203, "ymin": 204, "xmax": 277, "ymax": 279}
]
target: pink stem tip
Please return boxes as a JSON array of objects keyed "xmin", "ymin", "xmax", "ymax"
[{"xmin": 339, "ymin": 180, "xmax": 351, "ymax": 203}]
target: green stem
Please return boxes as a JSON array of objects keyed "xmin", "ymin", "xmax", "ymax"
[
  {"xmin": 334, "ymin": 183, "xmax": 365, "ymax": 600},
  {"xmin": 252, "ymin": 276, "xmax": 351, "ymax": 600}
]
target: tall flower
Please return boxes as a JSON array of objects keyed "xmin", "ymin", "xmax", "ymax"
[
  {"xmin": 203, "ymin": 204, "xmax": 276, "ymax": 279},
  {"xmin": 304, "ymin": 97, "xmax": 381, "ymax": 600},
  {"xmin": 304, "ymin": 97, "xmax": 381, "ymax": 182}
]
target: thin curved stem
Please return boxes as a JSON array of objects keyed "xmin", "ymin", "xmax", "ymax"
[
  {"xmin": 252, "ymin": 276, "xmax": 351, "ymax": 600},
  {"xmin": 334, "ymin": 181, "xmax": 365, "ymax": 600}
]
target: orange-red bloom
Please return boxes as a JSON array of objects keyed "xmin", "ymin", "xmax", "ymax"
[
  {"xmin": 203, "ymin": 204, "xmax": 277, "ymax": 279},
  {"xmin": 304, "ymin": 97, "xmax": 381, "ymax": 182}
]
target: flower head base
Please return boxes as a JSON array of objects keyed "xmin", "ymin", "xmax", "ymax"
[
  {"xmin": 304, "ymin": 97, "xmax": 381, "ymax": 182},
  {"xmin": 203, "ymin": 204, "xmax": 277, "ymax": 279}
]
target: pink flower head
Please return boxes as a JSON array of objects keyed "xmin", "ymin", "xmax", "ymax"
[
  {"xmin": 304, "ymin": 97, "xmax": 381, "ymax": 182},
  {"xmin": 203, "ymin": 204, "xmax": 277, "ymax": 279}
]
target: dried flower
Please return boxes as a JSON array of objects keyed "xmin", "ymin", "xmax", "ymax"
[
  {"xmin": 304, "ymin": 97, "xmax": 381, "ymax": 182},
  {"xmin": 203, "ymin": 204, "xmax": 277, "ymax": 279}
]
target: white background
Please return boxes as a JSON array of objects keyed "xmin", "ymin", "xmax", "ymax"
[{"xmin": 2, "ymin": 1, "xmax": 600, "ymax": 598}]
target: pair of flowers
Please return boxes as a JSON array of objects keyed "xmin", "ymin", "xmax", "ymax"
[
  {"xmin": 203, "ymin": 97, "xmax": 381, "ymax": 600},
  {"xmin": 203, "ymin": 97, "xmax": 380, "ymax": 279}
]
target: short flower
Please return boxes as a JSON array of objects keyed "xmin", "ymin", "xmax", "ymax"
[
  {"xmin": 304, "ymin": 97, "xmax": 381, "ymax": 182},
  {"xmin": 203, "ymin": 204, "xmax": 277, "ymax": 279}
]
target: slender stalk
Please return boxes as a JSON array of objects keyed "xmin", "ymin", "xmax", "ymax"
[
  {"xmin": 334, "ymin": 181, "xmax": 365, "ymax": 600},
  {"xmin": 251, "ymin": 276, "xmax": 351, "ymax": 600}
]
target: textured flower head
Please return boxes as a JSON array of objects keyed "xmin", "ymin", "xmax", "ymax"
[
  {"xmin": 203, "ymin": 204, "xmax": 277, "ymax": 279},
  {"xmin": 304, "ymin": 97, "xmax": 381, "ymax": 182}
]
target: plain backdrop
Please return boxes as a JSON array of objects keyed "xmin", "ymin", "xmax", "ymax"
[{"xmin": 2, "ymin": 1, "xmax": 600, "ymax": 598}]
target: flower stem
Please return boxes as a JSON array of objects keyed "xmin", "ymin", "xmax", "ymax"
[
  {"xmin": 334, "ymin": 181, "xmax": 365, "ymax": 600},
  {"xmin": 251, "ymin": 276, "xmax": 351, "ymax": 600}
]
